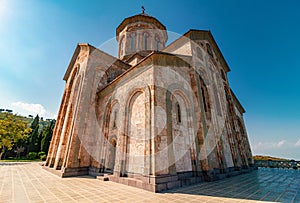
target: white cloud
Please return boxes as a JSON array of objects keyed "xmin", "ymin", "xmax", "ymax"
[
  {"xmin": 11, "ymin": 101, "xmax": 56, "ymax": 118},
  {"xmin": 253, "ymin": 140, "xmax": 286, "ymax": 150},
  {"xmin": 277, "ymin": 140, "xmax": 286, "ymax": 147},
  {"xmin": 295, "ymin": 139, "xmax": 300, "ymax": 147}
]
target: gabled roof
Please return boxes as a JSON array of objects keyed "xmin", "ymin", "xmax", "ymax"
[
  {"xmin": 164, "ymin": 29, "xmax": 231, "ymax": 72},
  {"xmin": 164, "ymin": 30, "xmax": 245, "ymax": 112},
  {"xmin": 63, "ymin": 43, "xmax": 130, "ymax": 81},
  {"xmin": 63, "ymin": 43, "xmax": 86, "ymax": 81}
]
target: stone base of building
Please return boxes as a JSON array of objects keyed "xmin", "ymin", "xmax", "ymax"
[
  {"xmin": 42, "ymin": 165, "xmax": 90, "ymax": 177},
  {"xmin": 108, "ymin": 172, "xmax": 203, "ymax": 192},
  {"xmin": 43, "ymin": 165, "xmax": 257, "ymax": 192}
]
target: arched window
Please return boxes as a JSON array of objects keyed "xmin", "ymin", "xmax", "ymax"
[
  {"xmin": 113, "ymin": 110, "xmax": 117, "ymax": 128},
  {"xmin": 199, "ymin": 76, "xmax": 210, "ymax": 113},
  {"xmin": 155, "ymin": 36, "xmax": 160, "ymax": 50},
  {"xmin": 144, "ymin": 32, "xmax": 149, "ymax": 50},
  {"xmin": 131, "ymin": 33, "xmax": 135, "ymax": 51},
  {"xmin": 176, "ymin": 102, "xmax": 181, "ymax": 123},
  {"xmin": 119, "ymin": 37, "xmax": 124, "ymax": 56},
  {"xmin": 206, "ymin": 43, "xmax": 213, "ymax": 57}
]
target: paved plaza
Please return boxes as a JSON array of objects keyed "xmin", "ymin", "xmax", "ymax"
[{"xmin": 0, "ymin": 162, "xmax": 299, "ymax": 202}]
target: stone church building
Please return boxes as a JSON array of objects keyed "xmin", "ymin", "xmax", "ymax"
[{"xmin": 45, "ymin": 11, "xmax": 255, "ymax": 192}]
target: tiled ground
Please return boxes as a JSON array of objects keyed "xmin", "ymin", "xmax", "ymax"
[{"xmin": 0, "ymin": 163, "xmax": 299, "ymax": 203}]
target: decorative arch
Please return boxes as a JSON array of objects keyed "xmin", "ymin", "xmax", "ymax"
[
  {"xmin": 155, "ymin": 34, "xmax": 160, "ymax": 50},
  {"xmin": 48, "ymin": 64, "xmax": 80, "ymax": 167},
  {"xmin": 99, "ymin": 98, "xmax": 120, "ymax": 172},
  {"xmin": 68, "ymin": 64, "xmax": 80, "ymax": 85},
  {"xmin": 64, "ymin": 73, "xmax": 83, "ymax": 135},
  {"xmin": 119, "ymin": 36, "xmax": 125, "ymax": 57},
  {"xmin": 172, "ymin": 90, "xmax": 194, "ymax": 173},
  {"xmin": 61, "ymin": 73, "xmax": 84, "ymax": 168},
  {"xmin": 195, "ymin": 66, "xmax": 210, "ymax": 86},
  {"xmin": 130, "ymin": 32, "xmax": 136, "ymax": 51},
  {"xmin": 143, "ymin": 32, "xmax": 149, "ymax": 50},
  {"xmin": 206, "ymin": 43, "xmax": 213, "ymax": 57},
  {"xmin": 105, "ymin": 135, "xmax": 117, "ymax": 171},
  {"xmin": 165, "ymin": 84, "xmax": 199, "ymax": 175},
  {"xmin": 198, "ymin": 75, "xmax": 211, "ymax": 121},
  {"xmin": 123, "ymin": 87, "xmax": 151, "ymax": 175},
  {"xmin": 175, "ymin": 102, "xmax": 181, "ymax": 124}
]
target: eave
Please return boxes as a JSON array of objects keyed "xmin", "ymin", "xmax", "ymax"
[{"xmin": 230, "ymin": 89, "xmax": 246, "ymax": 114}]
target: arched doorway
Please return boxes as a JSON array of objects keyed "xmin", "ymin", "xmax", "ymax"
[{"xmin": 106, "ymin": 138, "xmax": 117, "ymax": 173}]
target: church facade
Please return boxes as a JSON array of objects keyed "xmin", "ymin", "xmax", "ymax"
[{"xmin": 45, "ymin": 11, "xmax": 255, "ymax": 192}]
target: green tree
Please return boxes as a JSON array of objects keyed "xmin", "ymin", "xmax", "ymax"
[
  {"xmin": 41, "ymin": 120, "xmax": 55, "ymax": 154},
  {"xmin": 0, "ymin": 112, "xmax": 31, "ymax": 160},
  {"xmin": 27, "ymin": 115, "xmax": 40, "ymax": 153}
]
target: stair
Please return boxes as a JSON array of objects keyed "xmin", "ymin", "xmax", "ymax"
[{"xmin": 96, "ymin": 173, "xmax": 110, "ymax": 181}]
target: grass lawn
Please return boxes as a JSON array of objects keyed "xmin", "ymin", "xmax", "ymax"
[
  {"xmin": 0, "ymin": 157, "xmax": 43, "ymax": 162},
  {"xmin": 0, "ymin": 159, "xmax": 42, "ymax": 162}
]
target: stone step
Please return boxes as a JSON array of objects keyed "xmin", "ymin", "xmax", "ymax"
[
  {"xmin": 96, "ymin": 176, "xmax": 109, "ymax": 181},
  {"xmin": 104, "ymin": 173, "xmax": 110, "ymax": 178}
]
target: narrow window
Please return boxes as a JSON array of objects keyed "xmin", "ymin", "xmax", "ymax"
[
  {"xmin": 113, "ymin": 110, "xmax": 117, "ymax": 128},
  {"xmin": 206, "ymin": 43, "xmax": 213, "ymax": 57},
  {"xmin": 176, "ymin": 102, "xmax": 181, "ymax": 123},
  {"xmin": 202, "ymin": 86, "xmax": 208, "ymax": 112},
  {"xmin": 131, "ymin": 33, "xmax": 135, "ymax": 51},
  {"xmin": 199, "ymin": 76, "xmax": 210, "ymax": 113},
  {"xmin": 155, "ymin": 36, "xmax": 160, "ymax": 50},
  {"xmin": 120, "ymin": 37, "xmax": 124, "ymax": 56},
  {"xmin": 144, "ymin": 33, "xmax": 149, "ymax": 50}
]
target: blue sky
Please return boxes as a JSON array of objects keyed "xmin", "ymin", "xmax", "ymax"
[{"xmin": 0, "ymin": 0, "xmax": 299, "ymax": 160}]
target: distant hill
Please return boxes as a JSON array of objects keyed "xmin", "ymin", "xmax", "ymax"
[{"xmin": 253, "ymin": 155, "xmax": 291, "ymax": 161}]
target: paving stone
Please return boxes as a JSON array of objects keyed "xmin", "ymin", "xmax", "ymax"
[{"xmin": 0, "ymin": 163, "xmax": 299, "ymax": 202}]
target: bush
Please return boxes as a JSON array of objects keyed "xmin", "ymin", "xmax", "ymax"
[
  {"xmin": 40, "ymin": 155, "xmax": 47, "ymax": 161},
  {"xmin": 38, "ymin": 151, "xmax": 47, "ymax": 161},
  {"xmin": 38, "ymin": 151, "xmax": 46, "ymax": 157},
  {"xmin": 28, "ymin": 152, "xmax": 38, "ymax": 160},
  {"xmin": 38, "ymin": 151, "xmax": 46, "ymax": 161}
]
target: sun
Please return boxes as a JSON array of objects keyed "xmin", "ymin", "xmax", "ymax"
[{"xmin": 0, "ymin": 0, "xmax": 9, "ymax": 19}]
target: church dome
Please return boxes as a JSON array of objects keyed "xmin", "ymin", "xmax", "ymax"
[{"xmin": 116, "ymin": 10, "xmax": 168, "ymax": 60}]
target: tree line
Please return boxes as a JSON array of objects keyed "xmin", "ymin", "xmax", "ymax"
[{"xmin": 0, "ymin": 112, "xmax": 55, "ymax": 160}]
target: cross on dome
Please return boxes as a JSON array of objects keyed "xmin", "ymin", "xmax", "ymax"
[{"xmin": 141, "ymin": 6, "xmax": 145, "ymax": 14}]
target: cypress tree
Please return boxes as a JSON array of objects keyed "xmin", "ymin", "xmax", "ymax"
[
  {"xmin": 27, "ymin": 115, "xmax": 40, "ymax": 153},
  {"xmin": 41, "ymin": 120, "xmax": 55, "ymax": 154}
]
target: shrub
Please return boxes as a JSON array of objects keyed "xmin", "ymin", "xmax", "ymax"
[
  {"xmin": 40, "ymin": 155, "xmax": 47, "ymax": 161},
  {"xmin": 38, "ymin": 151, "xmax": 46, "ymax": 157},
  {"xmin": 28, "ymin": 152, "xmax": 38, "ymax": 160},
  {"xmin": 38, "ymin": 151, "xmax": 46, "ymax": 161}
]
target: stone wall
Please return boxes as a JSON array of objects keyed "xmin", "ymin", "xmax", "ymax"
[{"xmin": 45, "ymin": 28, "xmax": 255, "ymax": 192}]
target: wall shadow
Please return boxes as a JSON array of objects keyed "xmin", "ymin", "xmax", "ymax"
[{"xmin": 163, "ymin": 168, "xmax": 300, "ymax": 202}]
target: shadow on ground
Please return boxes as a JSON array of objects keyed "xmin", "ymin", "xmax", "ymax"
[{"xmin": 164, "ymin": 168, "xmax": 300, "ymax": 202}]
